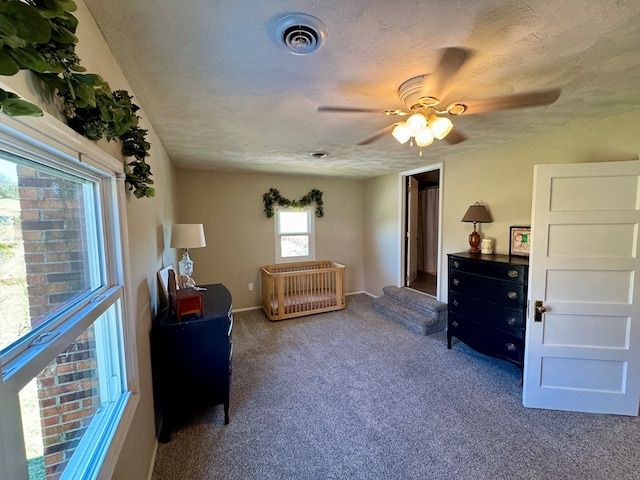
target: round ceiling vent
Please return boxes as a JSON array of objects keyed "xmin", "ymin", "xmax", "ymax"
[{"xmin": 273, "ymin": 13, "xmax": 328, "ymax": 55}]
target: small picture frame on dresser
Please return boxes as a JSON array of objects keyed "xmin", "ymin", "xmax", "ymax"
[{"xmin": 509, "ymin": 226, "xmax": 531, "ymax": 257}]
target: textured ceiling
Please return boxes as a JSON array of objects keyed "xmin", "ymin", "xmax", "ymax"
[{"xmin": 83, "ymin": 0, "xmax": 640, "ymax": 179}]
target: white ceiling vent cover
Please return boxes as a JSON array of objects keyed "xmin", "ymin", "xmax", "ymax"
[{"xmin": 273, "ymin": 13, "xmax": 327, "ymax": 55}]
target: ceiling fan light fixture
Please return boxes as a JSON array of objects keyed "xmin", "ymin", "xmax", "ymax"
[
  {"xmin": 415, "ymin": 128, "xmax": 434, "ymax": 147},
  {"xmin": 447, "ymin": 103, "xmax": 467, "ymax": 115},
  {"xmin": 406, "ymin": 113, "xmax": 427, "ymax": 134},
  {"xmin": 392, "ymin": 123, "xmax": 411, "ymax": 144},
  {"xmin": 429, "ymin": 116, "xmax": 454, "ymax": 140}
]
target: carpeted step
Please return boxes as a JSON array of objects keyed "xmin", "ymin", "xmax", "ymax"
[
  {"xmin": 382, "ymin": 286, "xmax": 447, "ymax": 317},
  {"xmin": 373, "ymin": 294, "xmax": 446, "ymax": 336}
]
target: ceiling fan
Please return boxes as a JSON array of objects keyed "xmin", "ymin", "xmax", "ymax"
[{"xmin": 318, "ymin": 47, "xmax": 561, "ymax": 153}]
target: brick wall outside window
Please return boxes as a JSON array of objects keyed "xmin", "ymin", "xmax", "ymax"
[{"xmin": 18, "ymin": 166, "xmax": 101, "ymax": 480}]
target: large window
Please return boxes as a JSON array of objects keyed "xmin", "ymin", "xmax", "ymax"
[
  {"xmin": 274, "ymin": 206, "xmax": 316, "ymax": 263},
  {"xmin": 0, "ymin": 116, "xmax": 135, "ymax": 480}
]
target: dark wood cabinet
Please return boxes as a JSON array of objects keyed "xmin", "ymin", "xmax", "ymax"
[
  {"xmin": 447, "ymin": 253, "xmax": 529, "ymax": 368},
  {"xmin": 152, "ymin": 283, "xmax": 233, "ymax": 442}
]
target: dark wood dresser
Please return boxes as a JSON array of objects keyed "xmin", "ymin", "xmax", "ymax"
[
  {"xmin": 152, "ymin": 283, "xmax": 233, "ymax": 442},
  {"xmin": 447, "ymin": 252, "xmax": 529, "ymax": 368}
]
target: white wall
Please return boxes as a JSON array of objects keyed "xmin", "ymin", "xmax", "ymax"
[
  {"xmin": 174, "ymin": 170, "xmax": 365, "ymax": 309},
  {"xmin": 1, "ymin": 2, "xmax": 178, "ymax": 478}
]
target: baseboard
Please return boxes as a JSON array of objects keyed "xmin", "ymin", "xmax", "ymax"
[
  {"xmin": 232, "ymin": 305, "xmax": 263, "ymax": 313},
  {"xmin": 347, "ymin": 290, "xmax": 378, "ymax": 298},
  {"xmin": 232, "ymin": 291, "xmax": 378, "ymax": 313},
  {"xmin": 147, "ymin": 440, "xmax": 159, "ymax": 480}
]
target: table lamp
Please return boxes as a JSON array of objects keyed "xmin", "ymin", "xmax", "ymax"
[
  {"xmin": 170, "ymin": 224, "xmax": 206, "ymax": 277},
  {"xmin": 461, "ymin": 202, "xmax": 492, "ymax": 253}
]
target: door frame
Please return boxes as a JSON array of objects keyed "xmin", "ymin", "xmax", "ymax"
[{"xmin": 397, "ymin": 162, "xmax": 444, "ymax": 301}]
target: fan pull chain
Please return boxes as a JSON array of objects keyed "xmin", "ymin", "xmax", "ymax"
[{"xmin": 419, "ymin": 148, "xmax": 423, "ymax": 156}]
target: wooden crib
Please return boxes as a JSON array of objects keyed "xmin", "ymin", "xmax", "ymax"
[{"xmin": 260, "ymin": 261, "xmax": 346, "ymax": 321}]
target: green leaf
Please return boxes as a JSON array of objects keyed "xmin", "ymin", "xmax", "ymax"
[
  {"xmin": 72, "ymin": 81, "xmax": 96, "ymax": 107},
  {"xmin": 0, "ymin": 89, "xmax": 8, "ymax": 102},
  {"xmin": 0, "ymin": 12, "xmax": 18, "ymax": 36},
  {"xmin": 45, "ymin": 0, "xmax": 78, "ymax": 14},
  {"xmin": 3, "ymin": 1, "xmax": 51, "ymax": 43},
  {"xmin": 50, "ymin": 22, "xmax": 78, "ymax": 44},
  {"xmin": 0, "ymin": 49, "xmax": 19, "ymax": 75},
  {"xmin": 1, "ymin": 98, "xmax": 43, "ymax": 116},
  {"xmin": 70, "ymin": 72, "xmax": 96, "ymax": 85},
  {"xmin": 9, "ymin": 46, "xmax": 51, "ymax": 72},
  {"xmin": 1, "ymin": 33, "xmax": 26, "ymax": 49}
]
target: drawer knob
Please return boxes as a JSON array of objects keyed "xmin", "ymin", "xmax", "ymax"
[
  {"xmin": 506, "ymin": 317, "xmax": 517, "ymax": 326},
  {"xmin": 453, "ymin": 300, "xmax": 459, "ymax": 307},
  {"xmin": 451, "ymin": 320, "xmax": 459, "ymax": 328},
  {"xmin": 507, "ymin": 269, "xmax": 519, "ymax": 278},
  {"xmin": 506, "ymin": 343, "xmax": 516, "ymax": 352},
  {"xmin": 507, "ymin": 291, "xmax": 518, "ymax": 300},
  {"xmin": 453, "ymin": 261, "xmax": 460, "ymax": 268},
  {"xmin": 452, "ymin": 278, "xmax": 460, "ymax": 286}
]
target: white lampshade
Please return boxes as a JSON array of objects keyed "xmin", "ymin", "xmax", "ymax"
[
  {"xmin": 406, "ymin": 113, "xmax": 427, "ymax": 135},
  {"xmin": 415, "ymin": 127, "xmax": 434, "ymax": 147},
  {"xmin": 430, "ymin": 116, "xmax": 454, "ymax": 140},
  {"xmin": 392, "ymin": 123, "xmax": 411, "ymax": 144},
  {"xmin": 170, "ymin": 224, "xmax": 206, "ymax": 249}
]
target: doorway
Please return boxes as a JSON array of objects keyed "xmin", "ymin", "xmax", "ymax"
[{"xmin": 405, "ymin": 167, "xmax": 441, "ymax": 297}]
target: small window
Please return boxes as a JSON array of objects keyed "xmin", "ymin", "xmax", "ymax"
[{"xmin": 274, "ymin": 206, "xmax": 315, "ymax": 263}]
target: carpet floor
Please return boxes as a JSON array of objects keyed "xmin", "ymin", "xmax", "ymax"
[{"xmin": 151, "ymin": 294, "xmax": 640, "ymax": 480}]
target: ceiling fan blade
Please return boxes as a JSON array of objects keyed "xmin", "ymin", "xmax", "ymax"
[
  {"xmin": 444, "ymin": 128, "xmax": 467, "ymax": 145},
  {"xmin": 357, "ymin": 124, "xmax": 397, "ymax": 145},
  {"xmin": 458, "ymin": 88, "xmax": 562, "ymax": 115},
  {"xmin": 318, "ymin": 106, "xmax": 384, "ymax": 113},
  {"xmin": 422, "ymin": 47, "xmax": 472, "ymax": 101}
]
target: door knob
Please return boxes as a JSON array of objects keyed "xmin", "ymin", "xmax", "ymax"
[{"xmin": 534, "ymin": 300, "xmax": 547, "ymax": 322}]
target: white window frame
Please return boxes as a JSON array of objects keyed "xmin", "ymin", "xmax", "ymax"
[
  {"xmin": 0, "ymin": 110, "xmax": 139, "ymax": 480},
  {"xmin": 274, "ymin": 205, "xmax": 316, "ymax": 263}
]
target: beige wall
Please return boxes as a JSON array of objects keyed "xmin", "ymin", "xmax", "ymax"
[
  {"xmin": 362, "ymin": 173, "xmax": 401, "ymax": 296},
  {"xmin": 174, "ymin": 170, "xmax": 365, "ymax": 309},
  {"xmin": 363, "ymin": 108, "xmax": 640, "ymax": 299},
  {"xmin": 1, "ymin": 1, "xmax": 178, "ymax": 478}
]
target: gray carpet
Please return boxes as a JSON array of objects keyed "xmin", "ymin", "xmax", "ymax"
[{"xmin": 151, "ymin": 294, "xmax": 640, "ymax": 480}]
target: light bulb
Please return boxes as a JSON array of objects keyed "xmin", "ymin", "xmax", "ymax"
[
  {"xmin": 391, "ymin": 123, "xmax": 411, "ymax": 144},
  {"xmin": 406, "ymin": 113, "xmax": 427, "ymax": 135},
  {"xmin": 429, "ymin": 116, "xmax": 453, "ymax": 140},
  {"xmin": 415, "ymin": 127, "xmax": 434, "ymax": 147}
]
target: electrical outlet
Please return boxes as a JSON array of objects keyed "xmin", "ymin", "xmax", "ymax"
[{"xmin": 248, "ymin": 282, "xmax": 254, "ymax": 291}]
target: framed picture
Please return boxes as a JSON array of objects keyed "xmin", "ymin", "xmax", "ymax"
[{"xmin": 509, "ymin": 226, "xmax": 531, "ymax": 257}]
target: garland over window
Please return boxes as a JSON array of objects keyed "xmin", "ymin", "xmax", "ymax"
[{"xmin": 263, "ymin": 188, "xmax": 324, "ymax": 218}]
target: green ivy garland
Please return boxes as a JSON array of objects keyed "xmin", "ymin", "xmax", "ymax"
[
  {"xmin": 263, "ymin": 188, "xmax": 324, "ymax": 218},
  {"xmin": 0, "ymin": 0, "xmax": 154, "ymax": 198}
]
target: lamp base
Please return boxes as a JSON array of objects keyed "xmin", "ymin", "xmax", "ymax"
[
  {"xmin": 179, "ymin": 250, "xmax": 194, "ymax": 277},
  {"xmin": 468, "ymin": 230, "xmax": 481, "ymax": 253}
]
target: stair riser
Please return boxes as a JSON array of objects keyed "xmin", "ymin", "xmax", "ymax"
[{"xmin": 373, "ymin": 301, "xmax": 446, "ymax": 336}]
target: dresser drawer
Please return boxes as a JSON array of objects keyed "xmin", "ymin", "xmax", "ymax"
[
  {"xmin": 449, "ymin": 271, "xmax": 526, "ymax": 308},
  {"xmin": 448, "ymin": 291, "xmax": 524, "ymax": 336},
  {"xmin": 448, "ymin": 313, "xmax": 524, "ymax": 365},
  {"xmin": 449, "ymin": 256, "xmax": 527, "ymax": 284}
]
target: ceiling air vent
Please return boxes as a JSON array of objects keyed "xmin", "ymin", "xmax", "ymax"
[{"xmin": 273, "ymin": 13, "xmax": 327, "ymax": 55}]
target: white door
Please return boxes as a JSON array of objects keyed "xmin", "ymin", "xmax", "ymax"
[
  {"xmin": 523, "ymin": 160, "xmax": 640, "ymax": 415},
  {"xmin": 407, "ymin": 177, "xmax": 418, "ymax": 285}
]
